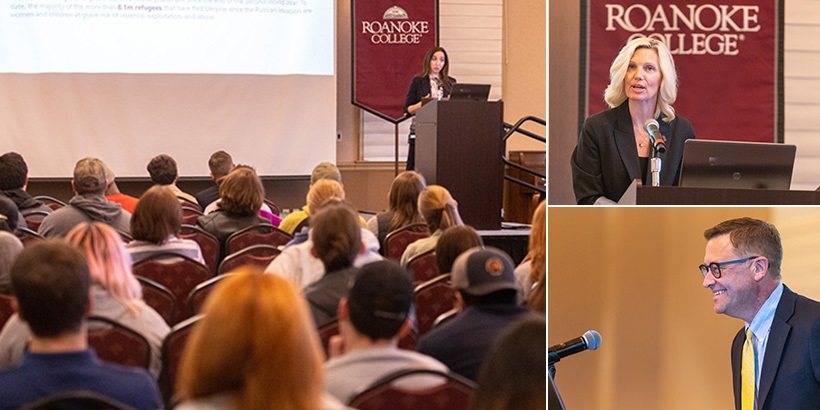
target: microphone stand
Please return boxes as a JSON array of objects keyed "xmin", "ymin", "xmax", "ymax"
[{"xmin": 650, "ymin": 139, "xmax": 662, "ymax": 187}]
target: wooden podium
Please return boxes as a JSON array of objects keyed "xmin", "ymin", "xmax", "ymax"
[
  {"xmin": 618, "ymin": 180, "xmax": 820, "ymax": 205},
  {"xmin": 415, "ymin": 100, "xmax": 504, "ymax": 229}
]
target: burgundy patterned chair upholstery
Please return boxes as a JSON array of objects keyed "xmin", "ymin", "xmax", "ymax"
[
  {"xmin": 186, "ymin": 274, "xmax": 235, "ymax": 317},
  {"xmin": 159, "ymin": 315, "xmax": 202, "ymax": 405},
  {"xmin": 217, "ymin": 244, "xmax": 280, "ymax": 275},
  {"xmin": 179, "ymin": 224, "xmax": 219, "ymax": 276},
  {"xmin": 22, "ymin": 210, "xmax": 50, "ymax": 232},
  {"xmin": 137, "ymin": 276, "xmax": 178, "ymax": 326},
  {"xmin": 15, "ymin": 228, "xmax": 43, "ymax": 248},
  {"xmin": 33, "ymin": 195, "xmax": 66, "ymax": 211},
  {"xmin": 132, "ymin": 253, "xmax": 211, "ymax": 322},
  {"xmin": 413, "ymin": 274, "xmax": 455, "ymax": 336},
  {"xmin": 87, "ymin": 316, "xmax": 151, "ymax": 370},
  {"xmin": 180, "ymin": 206, "xmax": 203, "ymax": 226},
  {"xmin": 225, "ymin": 223, "xmax": 292, "ymax": 255},
  {"xmin": 406, "ymin": 249, "xmax": 440, "ymax": 284},
  {"xmin": 347, "ymin": 368, "xmax": 476, "ymax": 410},
  {"xmin": 383, "ymin": 223, "xmax": 429, "ymax": 261}
]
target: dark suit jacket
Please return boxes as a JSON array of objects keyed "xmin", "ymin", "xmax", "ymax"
[
  {"xmin": 403, "ymin": 75, "xmax": 457, "ymax": 115},
  {"xmin": 731, "ymin": 285, "xmax": 820, "ymax": 410},
  {"xmin": 570, "ymin": 102, "xmax": 696, "ymax": 205}
]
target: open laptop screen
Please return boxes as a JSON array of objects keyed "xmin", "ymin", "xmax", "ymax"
[
  {"xmin": 678, "ymin": 139, "xmax": 797, "ymax": 190},
  {"xmin": 449, "ymin": 83, "xmax": 491, "ymax": 101}
]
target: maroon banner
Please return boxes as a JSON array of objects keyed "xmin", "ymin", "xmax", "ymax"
[
  {"xmin": 584, "ymin": 1, "xmax": 782, "ymax": 142},
  {"xmin": 353, "ymin": 0, "xmax": 438, "ymax": 123}
]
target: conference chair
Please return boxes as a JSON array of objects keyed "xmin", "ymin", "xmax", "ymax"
[
  {"xmin": 20, "ymin": 390, "xmax": 135, "ymax": 410},
  {"xmin": 432, "ymin": 309, "xmax": 458, "ymax": 330},
  {"xmin": 263, "ymin": 198, "xmax": 281, "ymax": 216},
  {"xmin": 15, "ymin": 227, "xmax": 43, "ymax": 248},
  {"xmin": 136, "ymin": 276, "xmax": 178, "ymax": 326},
  {"xmin": 217, "ymin": 244, "xmax": 280, "ymax": 275},
  {"xmin": 33, "ymin": 195, "xmax": 66, "ymax": 211},
  {"xmin": 413, "ymin": 274, "xmax": 455, "ymax": 336},
  {"xmin": 383, "ymin": 223, "xmax": 429, "ymax": 261},
  {"xmin": 178, "ymin": 198, "xmax": 201, "ymax": 212},
  {"xmin": 224, "ymin": 223, "xmax": 292, "ymax": 255},
  {"xmin": 347, "ymin": 368, "xmax": 477, "ymax": 410},
  {"xmin": 87, "ymin": 316, "xmax": 152, "ymax": 371},
  {"xmin": 22, "ymin": 210, "xmax": 49, "ymax": 232},
  {"xmin": 317, "ymin": 320, "xmax": 418, "ymax": 360},
  {"xmin": 132, "ymin": 254, "xmax": 211, "ymax": 322},
  {"xmin": 180, "ymin": 206, "xmax": 203, "ymax": 226},
  {"xmin": 159, "ymin": 315, "xmax": 203, "ymax": 406},
  {"xmin": 178, "ymin": 224, "xmax": 219, "ymax": 276},
  {"xmin": 186, "ymin": 274, "xmax": 235, "ymax": 317},
  {"xmin": 406, "ymin": 249, "xmax": 440, "ymax": 284},
  {"xmin": 0, "ymin": 294, "xmax": 14, "ymax": 329}
]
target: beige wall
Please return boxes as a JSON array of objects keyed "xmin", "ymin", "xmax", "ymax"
[{"xmin": 549, "ymin": 207, "xmax": 820, "ymax": 409}]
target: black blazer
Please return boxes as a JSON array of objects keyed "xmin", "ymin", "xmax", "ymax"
[
  {"xmin": 570, "ymin": 102, "xmax": 695, "ymax": 205},
  {"xmin": 730, "ymin": 285, "xmax": 820, "ymax": 410},
  {"xmin": 403, "ymin": 75, "xmax": 457, "ymax": 115}
]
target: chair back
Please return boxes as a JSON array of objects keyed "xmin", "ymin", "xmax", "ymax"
[
  {"xmin": 180, "ymin": 206, "xmax": 203, "ymax": 226},
  {"xmin": 132, "ymin": 253, "xmax": 211, "ymax": 322},
  {"xmin": 15, "ymin": 227, "xmax": 43, "ymax": 248},
  {"xmin": 263, "ymin": 198, "xmax": 281, "ymax": 216},
  {"xmin": 0, "ymin": 294, "xmax": 15, "ymax": 329},
  {"xmin": 33, "ymin": 195, "xmax": 66, "ymax": 211},
  {"xmin": 432, "ymin": 309, "xmax": 458, "ymax": 329},
  {"xmin": 348, "ymin": 368, "xmax": 476, "ymax": 410},
  {"xmin": 20, "ymin": 390, "xmax": 135, "ymax": 410},
  {"xmin": 225, "ymin": 223, "xmax": 292, "ymax": 255},
  {"xmin": 137, "ymin": 276, "xmax": 177, "ymax": 326},
  {"xmin": 384, "ymin": 223, "xmax": 429, "ymax": 261},
  {"xmin": 186, "ymin": 274, "xmax": 235, "ymax": 317},
  {"xmin": 22, "ymin": 210, "xmax": 50, "ymax": 232},
  {"xmin": 87, "ymin": 316, "xmax": 151, "ymax": 370},
  {"xmin": 178, "ymin": 225, "xmax": 219, "ymax": 276},
  {"xmin": 178, "ymin": 198, "xmax": 202, "ymax": 212},
  {"xmin": 159, "ymin": 315, "xmax": 202, "ymax": 405},
  {"xmin": 217, "ymin": 244, "xmax": 280, "ymax": 275},
  {"xmin": 413, "ymin": 274, "xmax": 455, "ymax": 336},
  {"xmin": 406, "ymin": 249, "xmax": 440, "ymax": 284}
]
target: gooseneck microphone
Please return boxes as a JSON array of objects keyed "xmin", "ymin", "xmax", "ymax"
[
  {"xmin": 548, "ymin": 330, "xmax": 602, "ymax": 365},
  {"xmin": 643, "ymin": 119, "xmax": 667, "ymax": 153}
]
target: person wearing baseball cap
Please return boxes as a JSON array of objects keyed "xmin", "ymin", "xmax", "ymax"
[
  {"xmin": 417, "ymin": 247, "xmax": 535, "ymax": 381},
  {"xmin": 323, "ymin": 260, "xmax": 448, "ymax": 403}
]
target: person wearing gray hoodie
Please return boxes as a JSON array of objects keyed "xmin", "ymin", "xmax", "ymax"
[{"xmin": 38, "ymin": 157, "xmax": 131, "ymax": 238}]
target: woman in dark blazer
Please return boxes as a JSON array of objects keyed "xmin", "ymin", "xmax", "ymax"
[
  {"xmin": 403, "ymin": 46, "xmax": 456, "ymax": 171},
  {"xmin": 571, "ymin": 37, "xmax": 696, "ymax": 205}
]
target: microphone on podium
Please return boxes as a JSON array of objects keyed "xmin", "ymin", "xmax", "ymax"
[
  {"xmin": 548, "ymin": 330, "xmax": 602, "ymax": 365},
  {"xmin": 644, "ymin": 119, "xmax": 667, "ymax": 153}
]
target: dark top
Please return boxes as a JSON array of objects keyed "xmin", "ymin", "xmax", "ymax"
[
  {"xmin": 194, "ymin": 184, "xmax": 220, "ymax": 210},
  {"xmin": 404, "ymin": 75, "xmax": 457, "ymax": 133},
  {"xmin": 304, "ymin": 266, "xmax": 359, "ymax": 328},
  {"xmin": 570, "ymin": 102, "xmax": 696, "ymax": 205},
  {"xmin": 0, "ymin": 349, "xmax": 162, "ymax": 410},
  {"xmin": 1, "ymin": 189, "xmax": 51, "ymax": 216},
  {"xmin": 730, "ymin": 285, "xmax": 820, "ymax": 410},
  {"xmin": 417, "ymin": 303, "xmax": 531, "ymax": 381},
  {"xmin": 196, "ymin": 210, "xmax": 269, "ymax": 261}
]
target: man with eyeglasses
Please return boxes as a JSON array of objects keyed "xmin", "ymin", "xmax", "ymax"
[{"xmin": 701, "ymin": 217, "xmax": 820, "ymax": 410}]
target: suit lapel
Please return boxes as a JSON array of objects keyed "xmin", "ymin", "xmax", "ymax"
[
  {"xmin": 613, "ymin": 103, "xmax": 641, "ymax": 181},
  {"xmin": 758, "ymin": 286, "xmax": 796, "ymax": 408},
  {"xmin": 731, "ymin": 329, "xmax": 744, "ymax": 410}
]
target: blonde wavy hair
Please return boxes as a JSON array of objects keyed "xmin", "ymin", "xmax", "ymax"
[
  {"xmin": 604, "ymin": 36, "xmax": 678, "ymax": 122},
  {"xmin": 178, "ymin": 266, "xmax": 324, "ymax": 410}
]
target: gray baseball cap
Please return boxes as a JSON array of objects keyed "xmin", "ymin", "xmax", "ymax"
[{"xmin": 451, "ymin": 247, "xmax": 517, "ymax": 296}]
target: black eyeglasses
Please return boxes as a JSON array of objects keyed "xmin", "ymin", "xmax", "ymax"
[{"xmin": 699, "ymin": 256, "xmax": 759, "ymax": 279}]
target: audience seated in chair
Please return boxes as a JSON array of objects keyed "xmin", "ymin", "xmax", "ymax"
[
  {"xmin": 266, "ymin": 181, "xmax": 382, "ymax": 290},
  {"xmin": 286, "ymin": 178, "xmax": 349, "ymax": 248},
  {"xmin": 38, "ymin": 157, "xmax": 131, "ymax": 238},
  {"xmin": 366, "ymin": 171, "xmax": 427, "ymax": 253},
  {"xmin": 471, "ymin": 316, "xmax": 546, "ymax": 410},
  {"xmin": 102, "ymin": 161, "xmax": 139, "ymax": 214},
  {"xmin": 0, "ymin": 152, "xmax": 52, "ymax": 218},
  {"xmin": 435, "ymin": 225, "xmax": 484, "ymax": 275},
  {"xmin": 194, "ymin": 150, "xmax": 235, "ymax": 210},
  {"xmin": 0, "ymin": 231, "xmax": 23, "ymax": 295},
  {"xmin": 416, "ymin": 248, "xmax": 536, "ymax": 382},
  {"xmin": 202, "ymin": 165, "xmax": 282, "ymax": 227},
  {"xmin": 324, "ymin": 260, "xmax": 448, "ymax": 403},
  {"xmin": 515, "ymin": 200, "xmax": 545, "ymax": 307},
  {"xmin": 278, "ymin": 161, "xmax": 344, "ymax": 235},
  {"xmin": 0, "ymin": 223, "xmax": 170, "ymax": 378},
  {"xmin": 196, "ymin": 167, "xmax": 269, "ymax": 263},
  {"xmin": 174, "ymin": 266, "xmax": 346, "ymax": 410},
  {"xmin": 0, "ymin": 240, "xmax": 162, "ymax": 410},
  {"xmin": 146, "ymin": 154, "xmax": 198, "ymax": 205},
  {"xmin": 126, "ymin": 185, "xmax": 205, "ymax": 265},
  {"xmin": 302, "ymin": 201, "xmax": 367, "ymax": 328},
  {"xmin": 400, "ymin": 185, "xmax": 464, "ymax": 266}
]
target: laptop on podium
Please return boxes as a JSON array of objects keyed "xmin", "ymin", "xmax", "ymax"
[
  {"xmin": 449, "ymin": 83, "xmax": 491, "ymax": 101},
  {"xmin": 678, "ymin": 139, "xmax": 797, "ymax": 190}
]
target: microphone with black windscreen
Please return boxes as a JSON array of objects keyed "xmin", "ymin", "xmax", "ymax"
[{"xmin": 548, "ymin": 330, "xmax": 602, "ymax": 365}]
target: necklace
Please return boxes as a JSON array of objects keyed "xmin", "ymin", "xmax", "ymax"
[{"xmin": 637, "ymin": 136, "xmax": 649, "ymax": 148}]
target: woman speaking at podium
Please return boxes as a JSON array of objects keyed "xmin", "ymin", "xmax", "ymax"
[
  {"xmin": 570, "ymin": 37, "xmax": 696, "ymax": 205},
  {"xmin": 403, "ymin": 46, "xmax": 456, "ymax": 171}
]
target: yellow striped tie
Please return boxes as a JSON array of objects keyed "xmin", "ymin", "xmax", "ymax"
[{"xmin": 741, "ymin": 327, "xmax": 756, "ymax": 410}]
